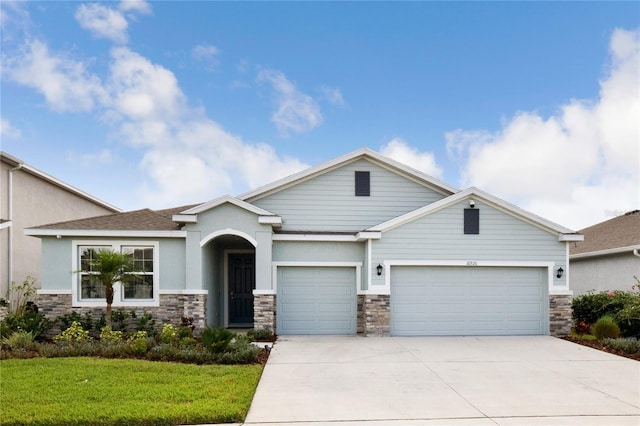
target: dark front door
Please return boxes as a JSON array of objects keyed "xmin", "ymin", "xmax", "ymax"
[{"xmin": 228, "ymin": 253, "xmax": 255, "ymax": 326}]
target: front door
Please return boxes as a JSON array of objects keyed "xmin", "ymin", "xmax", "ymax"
[{"xmin": 228, "ymin": 252, "xmax": 255, "ymax": 326}]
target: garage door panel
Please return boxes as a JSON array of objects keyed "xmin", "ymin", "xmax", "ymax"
[
  {"xmin": 277, "ymin": 267, "xmax": 357, "ymax": 335},
  {"xmin": 391, "ymin": 266, "xmax": 547, "ymax": 336}
]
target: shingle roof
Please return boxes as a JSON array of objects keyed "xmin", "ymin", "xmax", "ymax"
[
  {"xmin": 570, "ymin": 210, "xmax": 640, "ymax": 255},
  {"xmin": 33, "ymin": 204, "xmax": 199, "ymax": 231}
]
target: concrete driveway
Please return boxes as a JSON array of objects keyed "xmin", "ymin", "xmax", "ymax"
[{"xmin": 245, "ymin": 336, "xmax": 640, "ymax": 426}]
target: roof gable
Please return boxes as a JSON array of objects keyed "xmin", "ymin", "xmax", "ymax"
[
  {"xmin": 368, "ymin": 187, "xmax": 582, "ymax": 239},
  {"xmin": 239, "ymin": 148, "xmax": 458, "ymax": 202},
  {"xmin": 571, "ymin": 210, "xmax": 640, "ymax": 256}
]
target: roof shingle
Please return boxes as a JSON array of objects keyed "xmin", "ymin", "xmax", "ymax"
[{"xmin": 570, "ymin": 210, "xmax": 640, "ymax": 255}]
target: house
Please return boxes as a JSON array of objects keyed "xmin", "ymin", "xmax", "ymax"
[
  {"xmin": 25, "ymin": 148, "xmax": 582, "ymax": 336},
  {"xmin": 1, "ymin": 152, "xmax": 121, "ymax": 302},
  {"xmin": 570, "ymin": 210, "xmax": 640, "ymax": 296}
]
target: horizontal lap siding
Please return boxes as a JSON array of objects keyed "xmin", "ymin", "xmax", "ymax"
[{"xmin": 252, "ymin": 159, "xmax": 446, "ymax": 232}]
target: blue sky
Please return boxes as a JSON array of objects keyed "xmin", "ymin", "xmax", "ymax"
[{"xmin": 1, "ymin": 1, "xmax": 638, "ymax": 230}]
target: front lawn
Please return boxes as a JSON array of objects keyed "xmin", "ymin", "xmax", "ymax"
[{"xmin": 0, "ymin": 357, "xmax": 263, "ymax": 426}]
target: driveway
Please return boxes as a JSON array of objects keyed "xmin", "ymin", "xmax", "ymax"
[{"xmin": 245, "ymin": 336, "xmax": 640, "ymax": 426}]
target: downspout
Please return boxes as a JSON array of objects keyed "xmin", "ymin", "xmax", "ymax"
[{"xmin": 7, "ymin": 163, "xmax": 23, "ymax": 291}]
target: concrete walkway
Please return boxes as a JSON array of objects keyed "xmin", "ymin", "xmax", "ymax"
[{"xmin": 244, "ymin": 336, "xmax": 640, "ymax": 426}]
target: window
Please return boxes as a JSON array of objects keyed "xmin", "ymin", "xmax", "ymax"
[
  {"xmin": 464, "ymin": 208, "xmax": 480, "ymax": 234},
  {"xmin": 355, "ymin": 171, "xmax": 370, "ymax": 196},
  {"xmin": 72, "ymin": 241, "xmax": 159, "ymax": 307}
]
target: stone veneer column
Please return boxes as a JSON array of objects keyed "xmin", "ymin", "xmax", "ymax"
[
  {"xmin": 364, "ymin": 294, "xmax": 390, "ymax": 336},
  {"xmin": 253, "ymin": 294, "xmax": 276, "ymax": 332},
  {"xmin": 357, "ymin": 295, "xmax": 365, "ymax": 335},
  {"xmin": 549, "ymin": 294, "xmax": 572, "ymax": 336}
]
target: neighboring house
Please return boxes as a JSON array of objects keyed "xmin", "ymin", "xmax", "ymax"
[
  {"xmin": 0, "ymin": 152, "xmax": 121, "ymax": 301},
  {"xmin": 570, "ymin": 210, "xmax": 640, "ymax": 296},
  {"xmin": 26, "ymin": 148, "xmax": 583, "ymax": 336}
]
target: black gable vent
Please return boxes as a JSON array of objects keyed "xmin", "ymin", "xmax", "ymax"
[
  {"xmin": 355, "ymin": 171, "xmax": 370, "ymax": 196},
  {"xmin": 464, "ymin": 208, "xmax": 479, "ymax": 234}
]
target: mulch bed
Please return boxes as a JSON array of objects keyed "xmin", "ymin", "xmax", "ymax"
[{"xmin": 562, "ymin": 337, "xmax": 640, "ymax": 362}]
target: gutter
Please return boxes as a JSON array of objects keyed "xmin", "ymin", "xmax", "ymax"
[{"xmin": 634, "ymin": 249, "xmax": 640, "ymax": 259}]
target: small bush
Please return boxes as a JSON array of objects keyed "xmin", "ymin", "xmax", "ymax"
[
  {"xmin": 602, "ymin": 337, "xmax": 640, "ymax": 354},
  {"xmin": 0, "ymin": 311, "xmax": 51, "ymax": 340},
  {"xmin": 247, "ymin": 328, "xmax": 275, "ymax": 342},
  {"xmin": 591, "ymin": 315, "xmax": 621, "ymax": 339},
  {"xmin": 133, "ymin": 311, "xmax": 157, "ymax": 337},
  {"xmin": 99, "ymin": 326, "xmax": 123, "ymax": 342},
  {"xmin": 201, "ymin": 327, "xmax": 235, "ymax": 353},
  {"xmin": 180, "ymin": 336, "xmax": 197, "ymax": 349},
  {"xmin": 215, "ymin": 339, "xmax": 260, "ymax": 364},
  {"xmin": 127, "ymin": 331, "xmax": 150, "ymax": 355},
  {"xmin": 2, "ymin": 331, "xmax": 37, "ymax": 351},
  {"xmin": 39, "ymin": 341, "xmax": 101, "ymax": 358},
  {"xmin": 160, "ymin": 324, "xmax": 178, "ymax": 344},
  {"xmin": 54, "ymin": 321, "xmax": 91, "ymax": 343}
]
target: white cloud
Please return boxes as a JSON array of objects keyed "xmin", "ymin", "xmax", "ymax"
[
  {"xmin": 0, "ymin": 118, "xmax": 21, "ymax": 139},
  {"xmin": 380, "ymin": 138, "xmax": 443, "ymax": 178},
  {"xmin": 446, "ymin": 28, "xmax": 640, "ymax": 230},
  {"xmin": 320, "ymin": 86, "xmax": 345, "ymax": 107},
  {"xmin": 192, "ymin": 44, "xmax": 219, "ymax": 71},
  {"xmin": 2, "ymin": 40, "xmax": 106, "ymax": 112},
  {"xmin": 68, "ymin": 148, "xmax": 113, "ymax": 166},
  {"xmin": 75, "ymin": 3, "xmax": 129, "ymax": 44},
  {"xmin": 257, "ymin": 68, "xmax": 323, "ymax": 135},
  {"xmin": 118, "ymin": 0, "xmax": 152, "ymax": 15}
]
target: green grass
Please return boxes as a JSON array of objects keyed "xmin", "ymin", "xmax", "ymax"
[{"xmin": 0, "ymin": 357, "xmax": 263, "ymax": 426}]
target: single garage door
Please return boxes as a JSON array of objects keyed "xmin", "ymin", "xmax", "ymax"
[
  {"xmin": 277, "ymin": 266, "xmax": 357, "ymax": 335},
  {"xmin": 391, "ymin": 266, "xmax": 546, "ymax": 336}
]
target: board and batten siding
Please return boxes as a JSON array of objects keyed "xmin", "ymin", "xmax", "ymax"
[
  {"xmin": 371, "ymin": 199, "xmax": 567, "ymax": 288},
  {"xmin": 251, "ymin": 159, "xmax": 447, "ymax": 232}
]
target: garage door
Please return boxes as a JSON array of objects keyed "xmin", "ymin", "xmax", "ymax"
[
  {"xmin": 391, "ymin": 266, "xmax": 546, "ymax": 336},
  {"xmin": 277, "ymin": 267, "xmax": 357, "ymax": 335}
]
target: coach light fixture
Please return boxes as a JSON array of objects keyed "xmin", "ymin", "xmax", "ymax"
[
  {"xmin": 556, "ymin": 267, "xmax": 564, "ymax": 279},
  {"xmin": 469, "ymin": 199, "xmax": 475, "ymax": 208},
  {"xmin": 376, "ymin": 264, "xmax": 383, "ymax": 276}
]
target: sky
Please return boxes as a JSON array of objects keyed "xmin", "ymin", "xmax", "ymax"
[{"xmin": 1, "ymin": 1, "xmax": 639, "ymax": 231}]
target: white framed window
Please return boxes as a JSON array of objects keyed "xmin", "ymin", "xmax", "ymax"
[{"xmin": 72, "ymin": 240, "xmax": 160, "ymax": 308}]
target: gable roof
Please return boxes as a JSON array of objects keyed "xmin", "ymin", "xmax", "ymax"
[
  {"xmin": 178, "ymin": 195, "xmax": 277, "ymax": 216},
  {"xmin": 238, "ymin": 147, "xmax": 459, "ymax": 202},
  {"xmin": 570, "ymin": 210, "xmax": 640, "ymax": 257},
  {"xmin": 1, "ymin": 151, "xmax": 121, "ymax": 213},
  {"xmin": 368, "ymin": 187, "xmax": 582, "ymax": 239}
]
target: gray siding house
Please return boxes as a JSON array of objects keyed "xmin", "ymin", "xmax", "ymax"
[
  {"xmin": 570, "ymin": 210, "xmax": 640, "ymax": 296},
  {"xmin": 26, "ymin": 149, "xmax": 582, "ymax": 336}
]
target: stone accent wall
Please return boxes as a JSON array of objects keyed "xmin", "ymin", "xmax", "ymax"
[
  {"xmin": 253, "ymin": 294, "xmax": 276, "ymax": 332},
  {"xmin": 37, "ymin": 293, "xmax": 206, "ymax": 336},
  {"xmin": 549, "ymin": 294, "xmax": 572, "ymax": 336},
  {"xmin": 363, "ymin": 294, "xmax": 390, "ymax": 336},
  {"xmin": 357, "ymin": 295, "xmax": 365, "ymax": 334}
]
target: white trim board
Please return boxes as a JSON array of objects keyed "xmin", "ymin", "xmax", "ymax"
[
  {"xmin": 25, "ymin": 229, "xmax": 186, "ymax": 238},
  {"xmin": 570, "ymin": 245, "xmax": 640, "ymax": 259}
]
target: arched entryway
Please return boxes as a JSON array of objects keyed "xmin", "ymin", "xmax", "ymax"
[{"xmin": 201, "ymin": 230, "xmax": 256, "ymax": 328}]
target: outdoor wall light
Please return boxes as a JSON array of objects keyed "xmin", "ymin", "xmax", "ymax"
[
  {"xmin": 469, "ymin": 199, "xmax": 475, "ymax": 208},
  {"xmin": 376, "ymin": 264, "xmax": 383, "ymax": 276},
  {"xmin": 556, "ymin": 267, "xmax": 564, "ymax": 279}
]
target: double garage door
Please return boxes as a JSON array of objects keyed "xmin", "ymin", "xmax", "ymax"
[{"xmin": 276, "ymin": 265, "xmax": 547, "ymax": 336}]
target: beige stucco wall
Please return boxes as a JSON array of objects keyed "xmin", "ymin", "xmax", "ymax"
[
  {"xmin": 570, "ymin": 252, "xmax": 640, "ymax": 296},
  {"xmin": 0, "ymin": 159, "xmax": 118, "ymax": 299}
]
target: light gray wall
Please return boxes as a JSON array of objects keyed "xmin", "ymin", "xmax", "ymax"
[
  {"xmin": 273, "ymin": 241, "xmax": 364, "ymax": 263},
  {"xmin": 571, "ymin": 254, "xmax": 640, "ymax": 295},
  {"xmin": 252, "ymin": 158, "xmax": 447, "ymax": 232},
  {"xmin": 39, "ymin": 237, "xmax": 186, "ymax": 291},
  {"xmin": 371, "ymin": 199, "xmax": 567, "ymax": 288}
]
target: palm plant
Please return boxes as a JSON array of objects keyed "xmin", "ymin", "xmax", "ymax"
[{"xmin": 80, "ymin": 249, "xmax": 134, "ymax": 325}]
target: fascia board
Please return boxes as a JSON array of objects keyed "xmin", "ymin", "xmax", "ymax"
[
  {"xmin": 559, "ymin": 234, "xmax": 584, "ymax": 242},
  {"xmin": 0, "ymin": 221, "xmax": 11, "ymax": 230},
  {"xmin": 258, "ymin": 216, "xmax": 282, "ymax": 226},
  {"xmin": 172, "ymin": 214, "xmax": 197, "ymax": 223},
  {"xmin": 24, "ymin": 229, "xmax": 187, "ymax": 238},
  {"xmin": 180, "ymin": 195, "xmax": 276, "ymax": 216},
  {"xmin": 570, "ymin": 245, "xmax": 640, "ymax": 259},
  {"xmin": 369, "ymin": 187, "xmax": 578, "ymax": 236}
]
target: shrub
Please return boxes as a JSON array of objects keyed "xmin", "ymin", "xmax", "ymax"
[
  {"xmin": 0, "ymin": 311, "xmax": 51, "ymax": 340},
  {"xmin": 591, "ymin": 315, "xmax": 621, "ymax": 339},
  {"xmin": 215, "ymin": 339, "xmax": 260, "ymax": 364},
  {"xmin": 201, "ymin": 327, "xmax": 235, "ymax": 353},
  {"xmin": 602, "ymin": 337, "xmax": 640, "ymax": 354},
  {"xmin": 99, "ymin": 326, "xmax": 123, "ymax": 342},
  {"xmin": 54, "ymin": 321, "xmax": 91, "ymax": 343},
  {"xmin": 39, "ymin": 341, "xmax": 101, "ymax": 358},
  {"xmin": 247, "ymin": 328, "xmax": 275, "ymax": 342},
  {"xmin": 2, "ymin": 331, "xmax": 37, "ymax": 351},
  {"xmin": 160, "ymin": 324, "xmax": 178, "ymax": 344},
  {"xmin": 132, "ymin": 311, "xmax": 157, "ymax": 337},
  {"xmin": 127, "ymin": 331, "xmax": 150, "ymax": 355},
  {"xmin": 179, "ymin": 336, "xmax": 197, "ymax": 349},
  {"xmin": 572, "ymin": 289, "xmax": 640, "ymax": 338}
]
